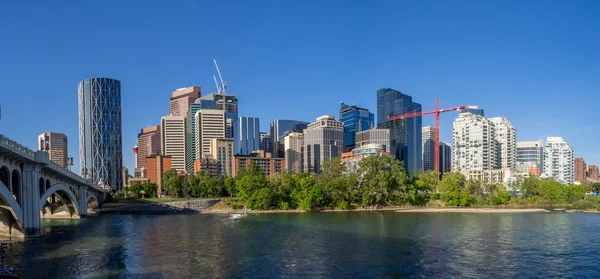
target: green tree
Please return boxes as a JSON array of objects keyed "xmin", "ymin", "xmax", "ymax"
[
  {"xmin": 163, "ymin": 169, "xmax": 183, "ymax": 198},
  {"xmin": 236, "ymin": 163, "xmax": 269, "ymax": 202},
  {"xmin": 358, "ymin": 155, "xmax": 410, "ymax": 206},
  {"xmin": 224, "ymin": 177, "xmax": 237, "ymax": 197},
  {"xmin": 142, "ymin": 181, "xmax": 158, "ymax": 198},
  {"xmin": 591, "ymin": 183, "xmax": 600, "ymax": 193},
  {"xmin": 439, "ymin": 172, "xmax": 473, "ymax": 206}
]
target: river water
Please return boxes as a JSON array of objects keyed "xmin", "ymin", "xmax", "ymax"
[{"xmin": 6, "ymin": 211, "xmax": 600, "ymax": 278}]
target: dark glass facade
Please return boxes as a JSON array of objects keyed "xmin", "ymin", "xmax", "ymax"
[
  {"xmin": 376, "ymin": 88, "xmax": 422, "ymax": 175},
  {"xmin": 237, "ymin": 117, "xmax": 260, "ymax": 155},
  {"xmin": 78, "ymin": 78, "xmax": 123, "ymax": 190},
  {"xmin": 339, "ymin": 102, "xmax": 374, "ymax": 151},
  {"xmin": 270, "ymin": 120, "xmax": 309, "ymax": 158}
]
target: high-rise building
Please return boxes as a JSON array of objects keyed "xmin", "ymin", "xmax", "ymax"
[
  {"xmin": 209, "ymin": 138, "xmax": 234, "ymax": 177},
  {"xmin": 421, "ymin": 126, "xmax": 435, "ymax": 171},
  {"xmin": 270, "ymin": 120, "xmax": 309, "ymax": 158},
  {"xmin": 260, "ymin": 132, "xmax": 273, "ymax": 153},
  {"xmin": 146, "ymin": 154, "xmax": 172, "ymax": 197},
  {"xmin": 78, "ymin": 78, "xmax": 123, "ymax": 190},
  {"xmin": 303, "ymin": 115, "xmax": 344, "ymax": 173},
  {"xmin": 376, "ymin": 88, "xmax": 422, "ymax": 175},
  {"xmin": 575, "ymin": 158, "xmax": 587, "ymax": 183},
  {"xmin": 160, "ymin": 115, "xmax": 186, "ymax": 173},
  {"xmin": 122, "ymin": 166, "xmax": 129, "ymax": 187},
  {"xmin": 186, "ymin": 97, "xmax": 217, "ymax": 173},
  {"xmin": 38, "ymin": 132, "xmax": 68, "ymax": 168},
  {"xmin": 488, "ymin": 117, "xmax": 517, "ymax": 169},
  {"xmin": 339, "ymin": 102, "xmax": 374, "ymax": 151},
  {"xmin": 233, "ymin": 150, "xmax": 285, "ymax": 177},
  {"xmin": 452, "ymin": 112, "xmax": 497, "ymax": 173},
  {"xmin": 516, "ymin": 140, "xmax": 544, "ymax": 176},
  {"xmin": 439, "ymin": 142, "xmax": 452, "ymax": 175},
  {"xmin": 588, "ymin": 165, "xmax": 599, "ymax": 182},
  {"xmin": 199, "ymin": 93, "xmax": 239, "ymax": 153},
  {"xmin": 460, "ymin": 105, "xmax": 484, "ymax": 116},
  {"xmin": 284, "ymin": 131, "xmax": 304, "ymax": 173},
  {"xmin": 355, "ymin": 128, "xmax": 391, "ymax": 152},
  {"xmin": 194, "ymin": 109, "xmax": 226, "ymax": 160},
  {"xmin": 237, "ymin": 117, "xmax": 260, "ymax": 155},
  {"xmin": 170, "ymin": 86, "xmax": 200, "ymax": 117},
  {"xmin": 136, "ymin": 125, "xmax": 161, "ymax": 169},
  {"xmin": 543, "ymin": 137, "xmax": 574, "ymax": 185}
]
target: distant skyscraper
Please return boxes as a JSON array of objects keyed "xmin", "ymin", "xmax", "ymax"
[
  {"xmin": 38, "ymin": 132, "xmax": 68, "ymax": 168},
  {"xmin": 78, "ymin": 78, "xmax": 123, "ymax": 190},
  {"xmin": 186, "ymin": 97, "xmax": 217, "ymax": 172},
  {"xmin": 194, "ymin": 109, "xmax": 227, "ymax": 159},
  {"xmin": 284, "ymin": 131, "xmax": 304, "ymax": 173},
  {"xmin": 376, "ymin": 88, "xmax": 422, "ymax": 175},
  {"xmin": 260, "ymin": 132, "xmax": 273, "ymax": 153},
  {"xmin": 588, "ymin": 165, "xmax": 599, "ymax": 182},
  {"xmin": 170, "ymin": 86, "xmax": 200, "ymax": 117},
  {"xmin": 355, "ymin": 128, "xmax": 391, "ymax": 153},
  {"xmin": 237, "ymin": 117, "xmax": 260, "ymax": 155},
  {"xmin": 160, "ymin": 115, "xmax": 186, "ymax": 173},
  {"xmin": 421, "ymin": 126, "xmax": 435, "ymax": 171},
  {"xmin": 439, "ymin": 142, "xmax": 452, "ymax": 175},
  {"xmin": 303, "ymin": 115, "xmax": 344, "ymax": 173},
  {"xmin": 270, "ymin": 119, "xmax": 309, "ymax": 158},
  {"xmin": 575, "ymin": 158, "xmax": 587, "ymax": 183},
  {"xmin": 452, "ymin": 112, "xmax": 497, "ymax": 173},
  {"xmin": 488, "ymin": 117, "xmax": 517, "ymax": 169},
  {"xmin": 516, "ymin": 140, "xmax": 544, "ymax": 176},
  {"xmin": 460, "ymin": 105, "xmax": 484, "ymax": 116},
  {"xmin": 543, "ymin": 137, "xmax": 574, "ymax": 185},
  {"xmin": 137, "ymin": 125, "xmax": 161, "ymax": 169},
  {"xmin": 339, "ymin": 102, "xmax": 374, "ymax": 151},
  {"xmin": 199, "ymin": 93, "xmax": 239, "ymax": 153}
]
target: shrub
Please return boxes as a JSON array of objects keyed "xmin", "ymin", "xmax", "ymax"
[{"xmin": 337, "ymin": 201, "xmax": 350, "ymax": 210}]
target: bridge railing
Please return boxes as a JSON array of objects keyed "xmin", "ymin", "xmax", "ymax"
[{"xmin": 0, "ymin": 134, "xmax": 35, "ymax": 160}]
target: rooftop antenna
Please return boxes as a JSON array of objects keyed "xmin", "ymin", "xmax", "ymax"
[
  {"xmin": 213, "ymin": 59, "xmax": 227, "ymax": 94},
  {"xmin": 213, "ymin": 75, "xmax": 222, "ymax": 94}
]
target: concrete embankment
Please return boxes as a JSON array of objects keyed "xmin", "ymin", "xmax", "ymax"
[{"xmin": 98, "ymin": 199, "xmax": 220, "ymax": 214}]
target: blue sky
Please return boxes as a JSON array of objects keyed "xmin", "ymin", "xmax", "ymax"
[{"xmin": 1, "ymin": 0, "xmax": 599, "ymax": 172}]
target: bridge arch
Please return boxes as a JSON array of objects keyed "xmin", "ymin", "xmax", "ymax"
[
  {"xmin": 46, "ymin": 179, "xmax": 51, "ymax": 191},
  {"xmin": 0, "ymin": 166, "xmax": 9, "ymax": 190},
  {"xmin": 87, "ymin": 195, "xmax": 99, "ymax": 212},
  {"xmin": 39, "ymin": 184, "xmax": 80, "ymax": 218},
  {"xmin": 11, "ymin": 170, "xmax": 21, "ymax": 206},
  {"xmin": 0, "ymin": 178, "xmax": 24, "ymax": 236}
]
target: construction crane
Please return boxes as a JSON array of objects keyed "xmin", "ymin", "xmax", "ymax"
[
  {"xmin": 387, "ymin": 100, "xmax": 466, "ymax": 186},
  {"xmin": 213, "ymin": 59, "xmax": 227, "ymax": 94}
]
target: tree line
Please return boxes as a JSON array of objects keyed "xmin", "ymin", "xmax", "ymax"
[{"xmin": 117, "ymin": 154, "xmax": 600, "ymax": 211}]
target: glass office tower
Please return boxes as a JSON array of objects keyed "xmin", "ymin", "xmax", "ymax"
[
  {"xmin": 339, "ymin": 102, "xmax": 374, "ymax": 151},
  {"xmin": 270, "ymin": 119, "xmax": 309, "ymax": 158},
  {"xmin": 376, "ymin": 88, "xmax": 422, "ymax": 176},
  {"xmin": 237, "ymin": 117, "xmax": 260, "ymax": 155},
  {"xmin": 78, "ymin": 78, "xmax": 123, "ymax": 190}
]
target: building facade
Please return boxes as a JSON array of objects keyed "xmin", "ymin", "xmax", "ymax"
[
  {"xmin": 303, "ymin": 115, "xmax": 344, "ymax": 173},
  {"xmin": 160, "ymin": 115, "xmax": 186, "ymax": 173},
  {"xmin": 460, "ymin": 105, "xmax": 484, "ymax": 116},
  {"xmin": 452, "ymin": 112, "xmax": 497, "ymax": 173},
  {"xmin": 186, "ymin": 97, "xmax": 217, "ymax": 172},
  {"xmin": 588, "ymin": 165, "xmax": 599, "ymax": 182},
  {"xmin": 421, "ymin": 126, "xmax": 435, "ymax": 171},
  {"xmin": 376, "ymin": 88, "xmax": 422, "ymax": 175},
  {"xmin": 38, "ymin": 132, "xmax": 68, "ymax": 168},
  {"xmin": 194, "ymin": 109, "xmax": 227, "ymax": 161},
  {"xmin": 170, "ymin": 86, "xmax": 200, "ymax": 117},
  {"xmin": 355, "ymin": 128, "xmax": 391, "ymax": 152},
  {"xmin": 209, "ymin": 138, "xmax": 234, "ymax": 176},
  {"xmin": 259, "ymin": 132, "xmax": 273, "ymax": 153},
  {"xmin": 575, "ymin": 158, "xmax": 587, "ymax": 183},
  {"xmin": 439, "ymin": 142, "xmax": 452, "ymax": 175},
  {"xmin": 284, "ymin": 132, "xmax": 304, "ymax": 173},
  {"xmin": 237, "ymin": 117, "xmax": 260, "ymax": 155},
  {"xmin": 516, "ymin": 140, "xmax": 544, "ymax": 176},
  {"xmin": 543, "ymin": 137, "xmax": 574, "ymax": 185},
  {"xmin": 137, "ymin": 125, "xmax": 161, "ymax": 169},
  {"xmin": 339, "ymin": 102, "xmax": 374, "ymax": 151},
  {"xmin": 78, "ymin": 77, "xmax": 123, "ymax": 190},
  {"xmin": 199, "ymin": 93, "xmax": 239, "ymax": 153},
  {"xmin": 489, "ymin": 117, "xmax": 517, "ymax": 169},
  {"xmin": 233, "ymin": 150, "xmax": 285, "ymax": 177},
  {"xmin": 146, "ymin": 154, "xmax": 172, "ymax": 197},
  {"xmin": 270, "ymin": 119, "xmax": 309, "ymax": 158}
]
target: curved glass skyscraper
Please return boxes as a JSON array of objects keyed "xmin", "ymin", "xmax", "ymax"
[{"xmin": 78, "ymin": 78, "xmax": 123, "ymax": 190}]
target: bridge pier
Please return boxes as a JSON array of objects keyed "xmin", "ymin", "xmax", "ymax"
[
  {"xmin": 78, "ymin": 185, "xmax": 88, "ymax": 218},
  {"xmin": 21, "ymin": 163, "xmax": 42, "ymax": 237}
]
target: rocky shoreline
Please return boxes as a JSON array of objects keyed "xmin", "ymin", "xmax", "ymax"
[{"xmin": 0, "ymin": 240, "xmax": 18, "ymax": 278}]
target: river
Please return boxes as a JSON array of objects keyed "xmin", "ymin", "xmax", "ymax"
[{"xmin": 6, "ymin": 211, "xmax": 600, "ymax": 278}]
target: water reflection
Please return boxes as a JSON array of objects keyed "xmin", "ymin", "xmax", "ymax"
[{"xmin": 6, "ymin": 212, "xmax": 600, "ymax": 278}]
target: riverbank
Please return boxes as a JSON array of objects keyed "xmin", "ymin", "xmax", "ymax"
[{"xmin": 396, "ymin": 208, "xmax": 549, "ymax": 213}]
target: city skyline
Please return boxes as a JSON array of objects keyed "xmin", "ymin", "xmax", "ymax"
[{"xmin": 1, "ymin": 1, "xmax": 599, "ymax": 173}]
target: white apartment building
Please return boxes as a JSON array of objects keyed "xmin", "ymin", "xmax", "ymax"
[
  {"xmin": 161, "ymin": 115, "xmax": 186, "ymax": 172},
  {"xmin": 543, "ymin": 137, "xmax": 574, "ymax": 185},
  {"xmin": 422, "ymin": 126, "xmax": 435, "ymax": 171},
  {"xmin": 195, "ymin": 109, "xmax": 227, "ymax": 160},
  {"xmin": 488, "ymin": 117, "xmax": 517, "ymax": 169},
  {"xmin": 516, "ymin": 140, "xmax": 544, "ymax": 176},
  {"xmin": 303, "ymin": 115, "xmax": 344, "ymax": 173},
  {"xmin": 356, "ymin": 128, "xmax": 390, "ymax": 152},
  {"xmin": 284, "ymin": 132, "xmax": 304, "ymax": 173},
  {"xmin": 452, "ymin": 112, "xmax": 497, "ymax": 173}
]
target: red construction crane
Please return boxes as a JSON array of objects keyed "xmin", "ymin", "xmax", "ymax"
[{"xmin": 387, "ymin": 100, "xmax": 465, "ymax": 184}]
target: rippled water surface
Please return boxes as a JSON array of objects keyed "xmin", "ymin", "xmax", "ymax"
[{"xmin": 7, "ymin": 212, "xmax": 600, "ymax": 278}]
